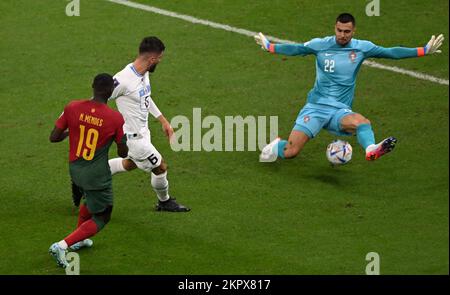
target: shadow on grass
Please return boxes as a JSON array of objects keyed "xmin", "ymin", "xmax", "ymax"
[{"xmin": 302, "ymin": 165, "xmax": 353, "ymax": 186}]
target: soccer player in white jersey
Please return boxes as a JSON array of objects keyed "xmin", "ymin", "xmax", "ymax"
[{"xmin": 108, "ymin": 36, "xmax": 190, "ymax": 212}]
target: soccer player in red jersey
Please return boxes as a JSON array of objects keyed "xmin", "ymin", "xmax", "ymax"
[{"xmin": 48, "ymin": 73, "xmax": 128, "ymax": 268}]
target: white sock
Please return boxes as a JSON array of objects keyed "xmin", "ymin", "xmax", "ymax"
[
  {"xmin": 109, "ymin": 158, "xmax": 127, "ymax": 175},
  {"xmin": 151, "ymin": 171, "xmax": 170, "ymax": 202},
  {"xmin": 58, "ymin": 240, "xmax": 68, "ymax": 250},
  {"xmin": 365, "ymin": 144, "xmax": 377, "ymax": 154}
]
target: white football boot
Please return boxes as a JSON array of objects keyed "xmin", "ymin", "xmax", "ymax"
[
  {"xmin": 69, "ymin": 239, "xmax": 94, "ymax": 251},
  {"xmin": 259, "ymin": 137, "xmax": 281, "ymax": 162},
  {"xmin": 49, "ymin": 243, "xmax": 69, "ymax": 268}
]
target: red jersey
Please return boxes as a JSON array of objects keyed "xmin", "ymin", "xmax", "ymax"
[{"xmin": 55, "ymin": 100, "xmax": 124, "ymax": 162}]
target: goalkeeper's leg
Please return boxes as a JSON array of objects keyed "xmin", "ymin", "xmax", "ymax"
[
  {"xmin": 260, "ymin": 130, "xmax": 310, "ymax": 162},
  {"xmin": 280, "ymin": 130, "xmax": 310, "ymax": 159},
  {"xmin": 340, "ymin": 113, "xmax": 397, "ymax": 161}
]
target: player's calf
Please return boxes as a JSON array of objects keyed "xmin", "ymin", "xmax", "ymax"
[
  {"xmin": 92, "ymin": 206, "xmax": 113, "ymax": 230},
  {"xmin": 283, "ymin": 141, "xmax": 303, "ymax": 159},
  {"xmin": 151, "ymin": 160, "xmax": 190, "ymax": 212},
  {"xmin": 151, "ymin": 160, "xmax": 170, "ymax": 202},
  {"xmin": 260, "ymin": 131, "xmax": 309, "ymax": 162},
  {"xmin": 152, "ymin": 159, "xmax": 167, "ymax": 175},
  {"xmin": 284, "ymin": 130, "xmax": 310, "ymax": 159}
]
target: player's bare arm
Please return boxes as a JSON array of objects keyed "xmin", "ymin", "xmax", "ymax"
[
  {"xmin": 157, "ymin": 114, "xmax": 174, "ymax": 141},
  {"xmin": 49, "ymin": 127, "xmax": 68, "ymax": 143},
  {"xmin": 116, "ymin": 142, "xmax": 128, "ymax": 158}
]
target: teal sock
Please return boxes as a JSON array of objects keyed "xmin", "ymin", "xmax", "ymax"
[
  {"xmin": 356, "ymin": 124, "xmax": 375, "ymax": 150},
  {"xmin": 272, "ymin": 140, "xmax": 287, "ymax": 159}
]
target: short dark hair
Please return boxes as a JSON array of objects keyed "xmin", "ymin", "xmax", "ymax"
[
  {"xmin": 336, "ymin": 13, "xmax": 355, "ymax": 26},
  {"xmin": 92, "ymin": 73, "xmax": 114, "ymax": 100},
  {"xmin": 139, "ymin": 36, "xmax": 165, "ymax": 54}
]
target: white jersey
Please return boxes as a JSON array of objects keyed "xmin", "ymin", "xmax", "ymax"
[{"xmin": 110, "ymin": 63, "xmax": 161, "ymax": 135}]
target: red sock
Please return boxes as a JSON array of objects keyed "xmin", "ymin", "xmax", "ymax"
[
  {"xmin": 77, "ymin": 204, "xmax": 91, "ymax": 228},
  {"xmin": 64, "ymin": 219, "xmax": 98, "ymax": 247}
]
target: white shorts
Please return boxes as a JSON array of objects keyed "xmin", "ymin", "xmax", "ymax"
[{"xmin": 126, "ymin": 129, "xmax": 162, "ymax": 173}]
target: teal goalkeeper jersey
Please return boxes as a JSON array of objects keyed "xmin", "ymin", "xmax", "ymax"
[{"xmin": 273, "ymin": 36, "xmax": 422, "ymax": 109}]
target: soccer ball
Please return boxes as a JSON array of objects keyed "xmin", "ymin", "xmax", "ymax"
[{"xmin": 326, "ymin": 140, "xmax": 352, "ymax": 165}]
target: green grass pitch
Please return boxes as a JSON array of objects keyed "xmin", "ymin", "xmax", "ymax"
[{"xmin": 0, "ymin": 0, "xmax": 448, "ymax": 274}]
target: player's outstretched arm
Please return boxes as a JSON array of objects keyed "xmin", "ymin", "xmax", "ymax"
[
  {"xmin": 365, "ymin": 34, "xmax": 444, "ymax": 59},
  {"xmin": 254, "ymin": 32, "xmax": 317, "ymax": 56}
]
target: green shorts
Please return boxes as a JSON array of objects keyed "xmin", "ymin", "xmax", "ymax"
[{"xmin": 81, "ymin": 186, "xmax": 113, "ymax": 214}]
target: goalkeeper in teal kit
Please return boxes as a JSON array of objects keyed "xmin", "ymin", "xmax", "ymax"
[{"xmin": 256, "ymin": 13, "xmax": 444, "ymax": 162}]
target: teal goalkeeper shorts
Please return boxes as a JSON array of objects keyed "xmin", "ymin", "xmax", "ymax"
[{"xmin": 293, "ymin": 103, "xmax": 355, "ymax": 138}]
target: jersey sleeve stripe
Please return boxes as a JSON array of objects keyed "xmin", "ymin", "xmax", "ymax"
[
  {"xmin": 417, "ymin": 47, "xmax": 425, "ymax": 57},
  {"xmin": 269, "ymin": 43, "xmax": 275, "ymax": 53}
]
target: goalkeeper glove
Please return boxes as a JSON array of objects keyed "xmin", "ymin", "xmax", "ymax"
[
  {"xmin": 424, "ymin": 34, "xmax": 444, "ymax": 55},
  {"xmin": 254, "ymin": 32, "xmax": 272, "ymax": 52}
]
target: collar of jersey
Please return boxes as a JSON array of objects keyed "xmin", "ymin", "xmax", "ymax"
[
  {"xmin": 333, "ymin": 36, "xmax": 354, "ymax": 48},
  {"xmin": 130, "ymin": 64, "xmax": 144, "ymax": 77}
]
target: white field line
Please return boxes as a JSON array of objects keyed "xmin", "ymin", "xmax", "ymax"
[{"xmin": 107, "ymin": 0, "xmax": 449, "ymax": 86}]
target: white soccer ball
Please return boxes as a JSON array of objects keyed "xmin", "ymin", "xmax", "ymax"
[{"xmin": 326, "ymin": 140, "xmax": 352, "ymax": 165}]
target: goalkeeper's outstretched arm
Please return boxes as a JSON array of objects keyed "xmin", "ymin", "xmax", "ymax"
[
  {"xmin": 366, "ymin": 34, "xmax": 444, "ymax": 59},
  {"xmin": 254, "ymin": 32, "xmax": 316, "ymax": 56}
]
